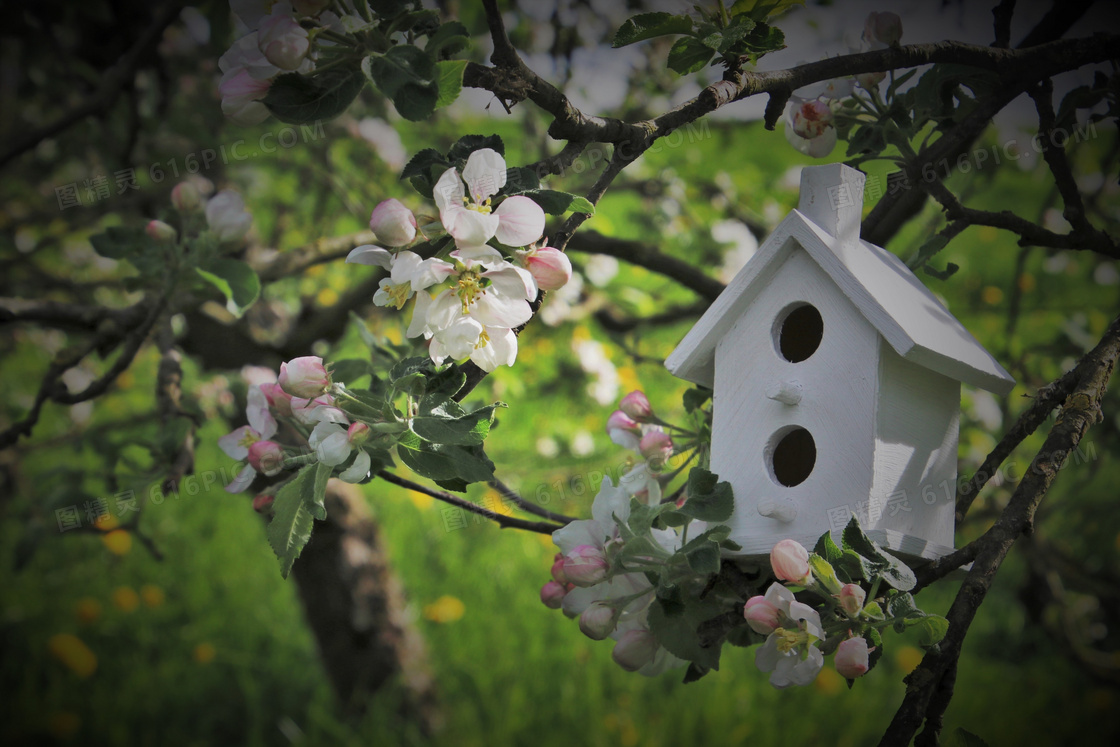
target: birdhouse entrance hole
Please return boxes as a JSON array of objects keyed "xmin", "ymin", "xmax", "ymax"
[
  {"xmin": 769, "ymin": 427, "xmax": 816, "ymax": 487},
  {"xmin": 775, "ymin": 303, "xmax": 823, "ymax": 363}
]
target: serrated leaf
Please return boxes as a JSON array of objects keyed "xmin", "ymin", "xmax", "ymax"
[
  {"xmin": 807, "ymin": 553, "xmax": 843, "ymax": 594},
  {"xmin": 194, "ymin": 259, "xmax": 260, "ymax": 318},
  {"xmin": 400, "ymin": 148, "xmax": 450, "ymax": 181},
  {"xmin": 949, "ymin": 728, "xmax": 991, "ymax": 747},
  {"xmin": 612, "ymin": 12, "xmax": 694, "ymax": 47},
  {"xmin": 363, "ymin": 46, "xmax": 439, "ymax": 121},
  {"xmin": 412, "ymin": 402, "xmax": 502, "ymax": 446},
  {"xmin": 435, "ymin": 59, "xmax": 467, "ymax": 108},
  {"xmin": 912, "ymin": 615, "xmax": 949, "ymax": 647},
  {"xmin": 389, "ymin": 355, "xmax": 434, "ymax": 382},
  {"xmin": 508, "ymin": 189, "xmax": 595, "ymax": 216},
  {"xmin": 684, "ymin": 542, "xmax": 721, "ymax": 574},
  {"xmin": 263, "ymin": 67, "xmax": 365, "ymax": 125},
  {"xmin": 730, "ymin": 0, "xmax": 804, "ymax": 22},
  {"xmin": 682, "ymin": 662, "xmax": 710, "ymax": 683},
  {"xmin": 667, "ymin": 36, "xmax": 714, "ymax": 75},
  {"xmin": 267, "ymin": 462, "xmax": 331, "ymax": 578},
  {"xmin": 425, "ymin": 21, "xmax": 471, "ymax": 59},
  {"xmin": 682, "ymin": 387, "xmax": 710, "ymax": 413},
  {"xmin": 329, "ymin": 358, "xmax": 373, "ymax": 385},
  {"xmin": 680, "ymin": 468, "xmax": 734, "ymax": 522},
  {"xmin": 447, "ymin": 134, "xmax": 504, "ymax": 162},
  {"xmin": 813, "ymin": 530, "xmax": 843, "ymax": 564},
  {"xmin": 647, "ymin": 598, "xmax": 724, "ymax": 671},
  {"xmin": 395, "ymin": 430, "xmax": 495, "ymax": 486}
]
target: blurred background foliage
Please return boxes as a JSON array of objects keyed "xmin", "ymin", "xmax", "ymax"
[{"xmin": 1, "ymin": 0, "xmax": 1119, "ymax": 745}]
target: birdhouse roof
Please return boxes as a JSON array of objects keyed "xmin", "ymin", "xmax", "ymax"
[{"xmin": 665, "ymin": 205, "xmax": 1016, "ymax": 395}]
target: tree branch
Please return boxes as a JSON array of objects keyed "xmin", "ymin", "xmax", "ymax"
[{"xmin": 567, "ymin": 230, "xmax": 726, "ymax": 300}]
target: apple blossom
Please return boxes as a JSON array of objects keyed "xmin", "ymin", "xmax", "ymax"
[
  {"xmin": 219, "ymin": 385, "xmax": 279, "ymax": 492},
  {"xmin": 217, "ymin": 67, "xmax": 272, "ymax": 126},
  {"xmin": 856, "ymin": 70, "xmax": 886, "ymax": 90},
  {"xmin": 369, "ymin": 198, "xmax": 418, "ymax": 247},
  {"xmin": 347, "ymin": 422, "xmax": 371, "ymax": 446},
  {"xmin": 247, "ymin": 440, "xmax": 284, "ymax": 476},
  {"xmin": 611, "ymin": 628, "xmax": 660, "ymax": 672},
  {"xmin": 308, "ymin": 419, "xmax": 372, "ymax": 483},
  {"xmin": 754, "ymin": 588, "xmax": 826, "ymax": 688},
  {"xmin": 563, "ymin": 544, "xmax": 609, "ymax": 587},
  {"xmin": 863, "ymin": 11, "xmax": 903, "ymax": 49},
  {"xmin": 639, "ymin": 430, "xmax": 673, "ymax": 464},
  {"xmin": 771, "ymin": 539, "xmax": 812, "ymax": 584},
  {"xmin": 146, "ymin": 220, "xmax": 176, "ymax": 242},
  {"xmin": 517, "ymin": 246, "xmax": 571, "ymax": 291},
  {"xmin": 433, "ymin": 149, "xmax": 545, "ymax": 248},
  {"xmin": 259, "ymin": 382, "xmax": 293, "ymax": 417},
  {"xmin": 550, "ymin": 554, "xmax": 569, "ymax": 585},
  {"xmin": 290, "ymin": 393, "xmax": 347, "ymax": 425},
  {"xmin": 619, "ymin": 390, "xmax": 653, "ymax": 421},
  {"xmin": 579, "ymin": 602, "xmax": 618, "ymax": 641},
  {"xmin": 838, "ymin": 583, "xmax": 866, "ymax": 617},
  {"xmin": 540, "ymin": 581, "xmax": 567, "ymax": 609},
  {"xmin": 835, "ymin": 636, "xmax": 871, "ymax": 679},
  {"xmin": 785, "ymin": 100, "xmax": 837, "ymax": 159},
  {"xmin": 252, "ymin": 494, "xmax": 274, "ymax": 513},
  {"xmin": 171, "ymin": 182, "xmax": 201, "ymax": 211},
  {"xmin": 257, "ymin": 12, "xmax": 309, "ymax": 71},
  {"xmin": 205, "ymin": 190, "xmax": 253, "ymax": 242},
  {"xmin": 278, "ymin": 356, "xmax": 329, "ymax": 398},
  {"xmin": 744, "ymin": 595, "xmax": 782, "ymax": 635}
]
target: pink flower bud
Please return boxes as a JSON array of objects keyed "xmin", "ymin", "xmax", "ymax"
[
  {"xmin": 145, "ymin": 220, "xmax": 176, "ymax": 242},
  {"xmin": 347, "ymin": 422, "xmax": 371, "ymax": 445},
  {"xmin": 770, "ymin": 539, "xmax": 811, "ymax": 584},
  {"xmin": 540, "ymin": 581, "xmax": 567, "ymax": 609},
  {"xmin": 369, "ymin": 198, "xmax": 418, "ymax": 247},
  {"xmin": 252, "ymin": 494, "xmax": 274, "ymax": 513},
  {"xmin": 611, "ymin": 628, "xmax": 659, "ymax": 672},
  {"xmin": 563, "ymin": 545, "xmax": 609, "ymax": 587},
  {"xmin": 247, "ymin": 440, "xmax": 284, "ymax": 477},
  {"xmin": 743, "ymin": 595, "xmax": 782, "ymax": 635},
  {"xmin": 864, "ymin": 11, "xmax": 903, "ymax": 47},
  {"xmin": 278, "ymin": 356, "xmax": 330, "ymax": 398},
  {"xmin": 606, "ymin": 410, "xmax": 640, "ymax": 436},
  {"xmin": 523, "ymin": 247, "xmax": 572, "ymax": 291},
  {"xmin": 838, "ymin": 584, "xmax": 866, "ymax": 617},
  {"xmin": 579, "ymin": 602, "xmax": 617, "ymax": 640},
  {"xmin": 792, "ymin": 100, "xmax": 834, "ymax": 140},
  {"xmin": 259, "ymin": 382, "xmax": 294, "ymax": 417},
  {"xmin": 550, "ymin": 554, "xmax": 569, "ymax": 585},
  {"xmin": 619, "ymin": 391, "xmax": 653, "ymax": 421},
  {"xmin": 171, "ymin": 182, "xmax": 201, "ymax": 211},
  {"xmin": 835, "ymin": 637, "xmax": 871, "ymax": 679},
  {"xmin": 258, "ymin": 14, "xmax": 310, "ymax": 71},
  {"xmin": 639, "ymin": 430, "xmax": 673, "ymax": 463}
]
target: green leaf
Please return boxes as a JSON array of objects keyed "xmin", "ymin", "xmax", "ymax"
[
  {"xmin": 684, "ymin": 542, "xmax": 721, "ymax": 574},
  {"xmin": 667, "ymin": 37, "xmax": 714, "ymax": 75},
  {"xmin": 434, "ymin": 59, "xmax": 468, "ymax": 108},
  {"xmin": 730, "ymin": 0, "xmax": 804, "ymax": 22},
  {"xmin": 423, "ymin": 367, "xmax": 467, "ymax": 400},
  {"xmin": 682, "ymin": 387, "xmax": 711, "ymax": 413},
  {"xmin": 509, "ymin": 189, "xmax": 595, "ymax": 216},
  {"xmin": 363, "ymin": 46, "xmax": 439, "ymax": 121},
  {"xmin": 737, "ymin": 21, "xmax": 786, "ymax": 58},
  {"xmin": 267, "ymin": 462, "xmax": 331, "ymax": 578},
  {"xmin": 90, "ymin": 226, "xmax": 149, "ymax": 260},
  {"xmin": 401, "ymin": 148, "xmax": 450, "ymax": 181},
  {"xmin": 841, "ymin": 517, "xmax": 917, "ymax": 591},
  {"xmin": 912, "ymin": 615, "xmax": 949, "ymax": 647},
  {"xmin": 949, "ymin": 728, "xmax": 991, "ymax": 747},
  {"xmin": 263, "ymin": 67, "xmax": 365, "ymax": 125},
  {"xmin": 425, "ymin": 21, "xmax": 471, "ymax": 59},
  {"xmin": 699, "ymin": 16, "xmax": 755, "ymax": 54},
  {"xmin": 329, "ymin": 358, "xmax": 373, "ymax": 385},
  {"xmin": 395, "ymin": 430, "xmax": 495, "ymax": 486},
  {"xmin": 682, "ymin": 662, "xmax": 710, "ymax": 683},
  {"xmin": 612, "ymin": 12, "xmax": 694, "ymax": 47},
  {"xmin": 447, "ymin": 134, "xmax": 505, "ymax": 162},
  {"xmin": 412, "ymin": 401, "xmax": 502, "ymax": 446},
  {"xmin": 813, "ymin": 530, "xmax": 843, "ymax": 565},
  {"xmin": 647, "ymin": 598, "xmax": 724, "ymax": 671},
  {"xmin": 389, "ymin": 356, "xmax": 434, "ymax": 383},
  {"xmin": 807, "ymin": 553, "xmax": 843, "ymax": 595},
  {"xmin": 887, "ymin": 591, "xmax": 924, "ymax": 624},
  {"xmin": 679, "ymin": 468, "xmax": 734, "ymax": 522},
  {"xmin": 194, "ymin": 259, "xmax": 260, "ymax": 318}
]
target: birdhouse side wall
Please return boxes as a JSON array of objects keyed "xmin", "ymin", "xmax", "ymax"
[
  {"xmin": 869, "ymin": 342, "xmax": 961, "ymax": 550},
  {"xmin": 710, "ymin": 242, "xmax": 880, "ymax": 555}
]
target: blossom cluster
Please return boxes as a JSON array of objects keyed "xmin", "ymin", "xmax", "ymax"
[
  {"xmin": 218, "ymin": 355, "xmax": 372, "ymax": 495},
  {"xmin": 605, "ymin": 390, "xmax": 677, "ymax": 501},
  {"xmin": 784, "ymin": 10, "xmax": 903, "ymax": 157},
  {"xmin": 147, "ymin": 180, "xmax": 253, "ymax": 245},
  {"xmin": 347, "ymin": 148, "xmax": 572, "ymax": 372},
  {"xmin": 219, "ymin": 1, "xmax": 356, "ymax": 124}
]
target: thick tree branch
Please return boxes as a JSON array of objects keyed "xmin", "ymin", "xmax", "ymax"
[{"xmin": 884, "ymin": 315, "xmax": 1120, "ymax": 745}]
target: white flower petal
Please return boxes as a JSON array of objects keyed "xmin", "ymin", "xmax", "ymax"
[
  {"xmin": 551, "ymin": 521, "xmax": 597, "ymax": 556},
  {"xmin": 346, "ymin": 244, "xmax": 393, "ymax": 267},
  {"xmin": 225, "ymin": 463, "xmax": 257, "ymax": 494},
  {"xmin": 494, "ymin": 195, "xmax": 546, "ymax": 247},
  {"xmin": 426, "ymin": 289, "xmax": 464, "ymax": 331},
  {"xmin": 246, "ymin": 386, "xmax": 277, "ymax": 439},
  {"xmin": 462, "ymin": 148, "xmax": 507, "ymax": 201},
  {"xmin": 591, "ymin": 478, "xmax": 632, "ymax": 528},
  {"xmin": 218, "ymin": 425, "xmax": 255, "ymax": 461},
  {"xmin": 755, "ymin": 636, "xmax": 781, "ymax": 673},
  {"xmin": 317, "ymin": 430, "xmax": 352, "ymax": 466},
  {"xmin": 485, "ymin": 265, "xmax": 537, "ymax": 301},
  {"xmin": 339, "ymin": 449, "xmax": 371, "ymax": 483},
  {"xmin": 446, "ymin": 207, "xmax": 500, "ymax": 246},
  {"xmin": 472, "ymin": 293, "xmax": 531, "ymax": 329},
  {"xmin": 433, "ymin": 167, "xmax": 464, "ymax": 213},
  {"xmin": 407, "ymin": 291, "xmax": 434, "ymax": 339}
]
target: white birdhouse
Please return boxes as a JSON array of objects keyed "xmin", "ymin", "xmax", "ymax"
[{"xmin": 665, "ymin": 164, "xmax": 1014, "ymax": 562}]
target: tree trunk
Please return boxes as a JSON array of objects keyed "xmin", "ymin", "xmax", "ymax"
[{"xmin": 290, "ymin": 479, "xmax": 440, "ymax": 733}]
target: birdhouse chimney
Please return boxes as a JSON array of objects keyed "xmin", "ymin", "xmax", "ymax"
[{"xmin": 797, "ymin": 164, "xmax": 865, "ymax": 245}]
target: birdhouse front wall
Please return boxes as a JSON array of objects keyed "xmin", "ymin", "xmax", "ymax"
[
  {"xmin": 710, "ymin": 240, "xmax": 880, "ymax": 555},
  {"xmin": 868, "ymin": 343, "xmax": 961, "ymax": 552}
]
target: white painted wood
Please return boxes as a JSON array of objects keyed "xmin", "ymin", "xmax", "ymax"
[
  {"xmin": 870, "ymin": 343, "xmax": 961, "ymax": 549},
  {"xmin": 664, "ymin": 169, "xmax": 1015, "ymax": 395},
  {"xmin": 766, "ymin": 380, "xmax": 803, "ymax": 405},
  {"xmin": 664, "ymin": 164, "xmax": 1018, "ymax": 563},
  {"xmin": 796, "ymin": 163, "xmax": 864, "ymax": 247},
  {"xmin": 710, "ymin": 245, "xmax": 880, "ymax": 551}
]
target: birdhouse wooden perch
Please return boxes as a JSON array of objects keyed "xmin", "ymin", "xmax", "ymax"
[{"xmin": 665, "ymin": 164, "xmax": 1015, "ymax": 562}]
